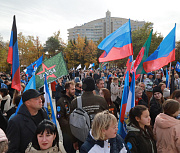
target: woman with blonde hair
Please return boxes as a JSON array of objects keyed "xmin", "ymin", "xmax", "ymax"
[{"xmin": 80, "ymin": 111, "xmax": 130, "ymax": 153}]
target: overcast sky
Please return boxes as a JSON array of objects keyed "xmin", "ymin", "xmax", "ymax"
[{"xmin": 0, "ymin": 0, "xmax": 180, "ymax": 45}]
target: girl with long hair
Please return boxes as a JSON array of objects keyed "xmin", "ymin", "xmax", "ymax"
[{"xmin": 125, "ymin": 105, "xmax": 157, "ymax": 153}]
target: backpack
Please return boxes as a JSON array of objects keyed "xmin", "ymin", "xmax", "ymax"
[{"xmin": 69, "ymin": 96, "xmax": 91, "ymax": 142}]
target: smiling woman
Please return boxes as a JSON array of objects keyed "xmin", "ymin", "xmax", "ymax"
[{"xmin": 25, "ymin": 119, "xmax": 66, "ymax": 153}]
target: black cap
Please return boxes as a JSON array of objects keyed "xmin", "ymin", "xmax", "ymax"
[
  {"xmin": 22, "ymin": 89, "xmax": 45, "ymax": 103},
  {"xmin": 82, "ymin": 76, "xmax": 95, "ymax": 91},
  {"xmin": 153, "ymin": 86, "xmax": 163, "ymax": 95}
]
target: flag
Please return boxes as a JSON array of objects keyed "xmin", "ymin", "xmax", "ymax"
[
  {"xmin": 99, "ymin": 62, "xmax": 108, "ymax": 71},
  {"xmin": 7, "ymin": 16, "xmax": 21, "ymax": 91},
  {"xmin": 176, "ymin": 61, "xmax": 180, "ymax": 72},
  {"xmin": 15, "ymin": 75, "xmax": 36, "ymax": 115},
  {"xmin": 121, "ymin": 72, "xmax": 135, "ymax": 138},
  {"xmin": 118, "ymin": 71, "xmax": 129, "ymax": 137},
  {"xmin": 26, "ymin": 55, "xmax": 43, "ymax": 77},
  {"xmin": 124, "ymin": 56, "xmax": 133, "ymax": 77},
  {"xmin": 98, "ymin": 19, "xmax": 133, "ymax": 62},
  {"xmin": 88, "ymin": 63, "xmax": 95, "ymax": 69},
  {"xmin": 76, "ymin": 64, "xmax": 81, "ymax": 70},
  {"xmin": 44, "ymin": 74, "xmax": 57, "ymax": 126},
  {"xmin": 136, "ymin": 30, "xmax": 153, "ymax": 74},
  {"xmin": 36, "ymin": 52, "xmax": 68, "ymax": 89},
  {"xmin": 143, "ymin": 25, "xmax": 176, "ymax": 72},
  {"xmin": 166, "ymin": 68, "xmax": 169, "ymax": 88}
]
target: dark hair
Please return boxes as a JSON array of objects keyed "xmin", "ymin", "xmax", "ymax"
[
  {"xmin": 101, "ymin": 88, "xmax": 112, "ymax": 105},
  {"xmin": 171, "ymin": 89, "xmax": 180, "ymax": 99},
  {"xmin": 32, "ymin": 119, "xmax": 59, "ymax": 150},
  {"xmin": 13, "ymin": 95, "xmax": 21, "ymax": 106},
  {"xmin": 65, "ymin": 81, "xmax": 75, "ymax": 90},
  {"xmin": 96, "ymin": 79, "xmax": 103, "ymax": 85},
  {"xmin": 163, "ymin": 99, "xmax": 180, "ymax": 117},
  {"xmin": 0, "ymin": 88, "xmax": 8, "ymax": 97},
  {"xmin": 129, "ymin": 105, "xmax": 154, "ymax": 140}
]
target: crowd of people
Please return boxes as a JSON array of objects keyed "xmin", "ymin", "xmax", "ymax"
[{"xmin": 0, "ymin": 67, "xmax": 180, "ymax": 153}]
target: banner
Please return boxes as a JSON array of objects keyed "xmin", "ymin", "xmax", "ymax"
[{"xmin": 35, "ymin": 52, "xmax": 68, "ymax": 89}]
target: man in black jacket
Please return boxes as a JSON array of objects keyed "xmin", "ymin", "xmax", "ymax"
[
  {"xmin": 56, "ymin": 81, "xmax": 76, "ymax": 153},
  {"xmin": 6, "ymin": 89, "xmax": 48, "ymax": 153}
]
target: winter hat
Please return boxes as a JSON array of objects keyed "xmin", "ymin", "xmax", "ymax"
[
  {"xmin": 82, "ymin": 76, "xmax": 95, "ymax": 91},
  {"xmin": 22, "ymin": 89, "xmax": 45, "ymax": 103},
  {"xmin": 0, "ymin": 128, "xmax": 8, "ymax": 142},
  {"xmin": 153, "ymin": 86, "xmax": 163, "ymax": 95}
]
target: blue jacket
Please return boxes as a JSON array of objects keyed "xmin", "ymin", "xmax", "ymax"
[{"xmin": 80, "ymin": 132, "xmax": 131, "ymax": 153}]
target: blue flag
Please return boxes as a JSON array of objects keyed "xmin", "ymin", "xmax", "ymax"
[
  {"xmin": 26, "ymin": 55, "xmax": 43, "ymax": 77},
  {"xmin": 118, "ymin": 71, "xmax": 129, "ymax": 137},
  {"xmin": 44, "ymin": 74, "xmax": 57, "ymax": 126},
  {"xmin": 15, "ymin": 75, "xmax": 36, "ymax": 115},
  {"xmin": 176, "ymin": 61, "xmax": 180, "ymax": 72},
  {"xmin": 166, "ymin": 68, "xmax": 169, "ymax": 88}
]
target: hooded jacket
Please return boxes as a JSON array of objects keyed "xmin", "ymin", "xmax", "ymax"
[
  {"xmin": 153, "ymin": 113, "xmax": 180, "ymax": 153},
  {"xmin": 80, "ymin": 131, "xmax": 130, "ymax": 153},
  {"xmin": 125, "ymin": 124, "xmax": 157, "ymax": 153},
  {"xmin": 6, "ymin": 104, "xmax": 48, "ymax": 153}
]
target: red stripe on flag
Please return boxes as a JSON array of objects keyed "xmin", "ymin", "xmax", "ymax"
[
  {"xmin": 11, "ymin": 66, "xmax": 21, "ymax": 91},
  {"xmin": 99, "ymin": 43, "xmax": 133, "ymax": 62},
  {"xmin": 143, "ymin": 49, "xmax": 175, "ymax": 72},
  {"xmin": 7, "ymin": 47, "xmax": 13, "ymax": 64},
  {"xmin": 120, "ymin": 103, "xmax": 127, "ymax": 123}
]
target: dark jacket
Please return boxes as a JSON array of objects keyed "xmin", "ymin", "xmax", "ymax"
[
  {"xmin": 70, "ymin": 91, "xmax": 108, "ymax": 123},
  {"xmin": 149, "ymin": 97, "xmax": 163, "ymax": 125},
  {"xmin": 75, "ymin": 89, "xmax": 82, "ymax": 96},
  {"xmin": 55, "ymin": 83, "xmax": 64, "ymax": 103},
  {"xmin": 125, "ymin": 125, "xmax": 157, "ymax": 153},
  {"xmin": 80, "ymin": 132, "xmax": 130, "ymax": 153},
  {"xmin": 6, "ymin": 104, "xmax": 48, "ymax": 153},
  {"xmin": 56, "ymin": 91, "xmax": 75, "ymax": 132}
]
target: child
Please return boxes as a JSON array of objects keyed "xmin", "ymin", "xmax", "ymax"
[
  {"xmin": 125, "ymin": 105, "xmax": 157, "ymax": 153},
  {"xmin": 80, "ymin": 111, "xmax": 130, "ymax": 153},
  {"xmin": 153, "ymin": 99, "xmax": 180, "ymax": 153}
]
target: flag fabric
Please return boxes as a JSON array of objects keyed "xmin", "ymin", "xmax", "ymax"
[
  {"xmin": 7, "ymin": 16, "xmax": 21, "ymax": 91},
  {"xmin": 44, "ymin": 74, "xmax": 57, "ymax": 126},
  {"xmin": 36, "ymin": 52, "xmax": 68, "ymax": 89},
  {"xmin": 118, "ymin": 71, "xmax": 129, "ymax": 137},
  {"xmin": 76, "ymin": 64, "xmax": 81, "ymax": 70},
  {"xmin": 15, "ymin": 75, "xmax": 36, "ymax": 115},
  {"xmin": 99, "ymin": 62, "xmax": 108, "ymax": 71},
  {"xmin": 121, "ymin": 72, "xmax": 135, "ymax": 138},
  {"xmin": 166, "ymin": 68, "xmax": 169, "ymax": 88},
  {"xmin": 136, "ymin": 30, "xmax": 153, "ymax": 74},
  {"xmin": 143, "ymin": 25, "xmax": 176, "ymax": 72},
  {"xmin": 98, "ymin": 20, "xmax": 133, "ymax": 62},
  {"xmin": 124, "ymin": 56, "xmax": 133, "ymax": 77},
  {"xmin": 88, "ymin": 63, "xmax": 95, "ymax": 69},
  {"xmin": 176, "ymin": 61, "xmax": 180, "ymax": 72},
  {"xmin": 26, "ymin": 55, "xmax": 43, "ymax": 77}
]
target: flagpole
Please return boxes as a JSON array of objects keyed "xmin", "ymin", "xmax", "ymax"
[{"xmin": 167, "ymin": 62, "xmax": 171, "ymax": 89}]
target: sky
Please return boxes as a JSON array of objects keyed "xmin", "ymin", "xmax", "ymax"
[{"xmin": 0, "ymin": 0, "xmax": 180, "ymax": 45}]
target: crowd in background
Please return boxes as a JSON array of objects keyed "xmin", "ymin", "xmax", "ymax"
[{"xmin": 0, "ymin": 66, "xmax": 180, "ymax": 152}]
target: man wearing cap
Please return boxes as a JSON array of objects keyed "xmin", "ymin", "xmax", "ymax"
[
  {"xmin": 6, "ymin": 89, "xmax": 48, "ymax": 153},
  {"xmin": 70, "ymin": 76, "xmax": 108, "ymax": 150}
]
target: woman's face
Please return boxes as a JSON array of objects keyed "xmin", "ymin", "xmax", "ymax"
[
  {"xmin": 154, "ymin": 92, "xmax": 162, "ymax": 100},
  {"xmin": 37, "ymin": 130, "xmax": 56, "ymax": 150},
  {"xmin": 136, "ymin": 109, "xmax": 151, "ymax": 129},
  {"xmin": 135, "ymin": 91, "xmax": 142, "ymax": 99},
  {"xmin": 99, "ymin": 90, "xmax": 104, "ymax": 98},
  {"xmin": 103, "ymin": 121, "xmax": 118, "ymax": 140}
]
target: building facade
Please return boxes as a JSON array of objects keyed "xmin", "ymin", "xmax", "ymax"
[{"xmin": 68, "ymin": 11, "xmax": 145, "ymax": 42}]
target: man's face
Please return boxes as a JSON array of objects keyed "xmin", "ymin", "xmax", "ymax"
[
  {"xmin": 97, "ymin": 80, "xmax": 104, "ymax": 89},
  {"xmin": 139, "ymin": 84, "xmax": 145, "ymax": 91},
  {"xmin": 27, "ymin": 96, "xmax": 42, "ymax": 111},
  {"xmin": 67, "ymin": 84, "xmax": 75, "ymax": 97}
]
